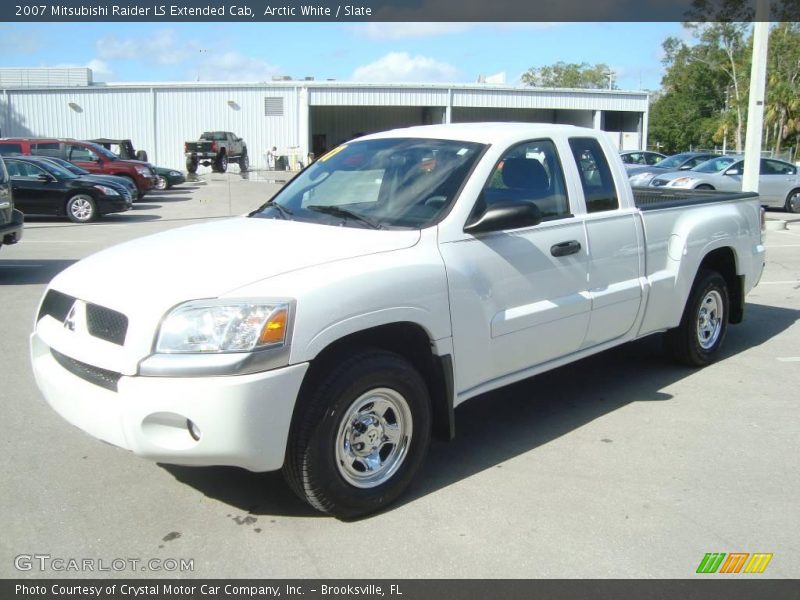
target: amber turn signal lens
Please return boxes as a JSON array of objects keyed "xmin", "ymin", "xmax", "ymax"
[{"xmin": 258, "ymin": 307, "xmax": 288, "ymax": 345}]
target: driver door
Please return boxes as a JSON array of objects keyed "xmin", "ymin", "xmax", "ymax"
[
  {"xmin": 66, "ymin": 143, "xmax": 102, "ymax": 174},
  {"xmin": 439, "ymin": 139, "xmax": 591, "ymax": 396}
]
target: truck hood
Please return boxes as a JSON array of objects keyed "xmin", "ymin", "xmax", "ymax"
[{"xmin": 50, "ymin": 217, "xmax": 421, "ymax": 315}]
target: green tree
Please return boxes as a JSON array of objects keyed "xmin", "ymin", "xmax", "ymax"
[
  {"xmin": 521, "ymin": 62, "xmax": 616, "ymax": 89},
  {"xmin": 765, "ymin": 22, "xmax": 800, "ymax": 155}
]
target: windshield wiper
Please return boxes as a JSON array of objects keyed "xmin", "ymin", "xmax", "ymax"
[
  {"xmin": 306, "ymin": 205, "xmax": 382, "ymax": 229},
  {"xmin": 262, "ymin": 201, "xmax": 294, "ymax": 220}
]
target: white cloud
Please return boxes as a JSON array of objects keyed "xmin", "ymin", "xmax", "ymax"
[
  {"xmin": 351, "ymin": 52, "xmax": 459, "ymax": 83},
  {"xmin": 352, "ymin": 23, "xmax": 472, "ymax": 40},
  {"xmin": 52, "ymin": 59, "xmax": 113, "ymax": 81},
  {"xmin": 350, "ymin": 22, "xmax": 558, "ymax": 40},
  {"xmin": 97, "ymin": 30, "xmax": 190, "ymax": 65},
  {"xmin": 195, "ymin": 52, "xmax": 281, "ymax": 82}
]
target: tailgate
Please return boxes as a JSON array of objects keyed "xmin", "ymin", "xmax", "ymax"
[{"xmin": 186, "ymin": 141, "xmax": 213, "ymax": 153}]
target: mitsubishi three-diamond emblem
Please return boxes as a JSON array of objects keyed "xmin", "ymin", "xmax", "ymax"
[{"xmin": 64, "ymin": 303, "xmax": 78, "ymax": 331}]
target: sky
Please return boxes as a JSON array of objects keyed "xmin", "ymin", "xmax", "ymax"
[{"xmin": 0, "ymin": 22, "xmax": 687, "ymax": 91}]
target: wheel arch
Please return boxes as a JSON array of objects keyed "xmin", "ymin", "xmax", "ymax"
[
  {"xmin": 294, "ymin": 321, "xmax": 455, "ymax": 443},
  {"xmin": 697, "ymin": 246, "xmax": 743, "ymax": 324}
]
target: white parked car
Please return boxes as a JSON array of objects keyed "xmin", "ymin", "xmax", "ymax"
[
  {"xmin": 651, "ymin": 156, "xmax": 800, "ymax": 213},
  {"xmin": 31, "ymin": 124, "xmax": 766, "ymax": 518}
]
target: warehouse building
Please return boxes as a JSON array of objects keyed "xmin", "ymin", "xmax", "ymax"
[{"xmin": 0, "ymin": 67, "xmax": 650, "ymax": 171}]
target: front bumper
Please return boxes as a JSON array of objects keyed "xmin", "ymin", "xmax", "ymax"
[
  {"xmin": 0, "ymin": 209, "xmax": 23, "ymax": 246},
  {"xmin": 31, "ymin": 333, "xmax": 309, "ymax": 472}
]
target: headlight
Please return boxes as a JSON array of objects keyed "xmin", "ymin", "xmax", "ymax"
[
  {"xmin": 668, "ymin": 177, "xmax": 696, "ymax": 188},
  {"xmin": 156, "ymin": 300, "xmax": 291, "ymax": 353},
  {"xmin": 93, "ymin": 185, "xmax": 119, "ymax": 196},
  {"xmin": 629, "ymin": 172, "xmax": 654, "ymax": 185},
  {"xmin": 169, "ymin": 171, "xmax": 181, "ymax": 177}
]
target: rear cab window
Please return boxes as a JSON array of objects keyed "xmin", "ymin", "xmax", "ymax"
[
  {"xmin": 32, "ymin": 143, "xmax": 62, "ymax": 157},
  {"xmin": 568, "ymin": 137, "xmax": 619, "ymax": 213},
  {"xmin": 0, "ymin": 143, "xmax": 23, "ymax": 155}
]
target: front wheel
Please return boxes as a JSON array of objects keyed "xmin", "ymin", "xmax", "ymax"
[
  {"xmin": 785, "ymin": 189, "xmax": 800, "ymax": 213},
  {"xmin": 154, "ymin": 175, "xmax": 168, "ymax": 190},
  {"xmin": 665, "ymin": 269, "xmax": 729, "ymax": 367},
  {"xmin": 283, "ymin": 350, "xmax": 431, "ymax": 519},
  {"xmin": 65, "ymin": 194, "xmax": 97, "ymax": 223},
  {"xmin": 695, "ymin": 184, "xmax": 715, "ymax": 191}
]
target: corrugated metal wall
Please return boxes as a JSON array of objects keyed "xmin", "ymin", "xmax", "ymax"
[
  {"xmin": 0, "ymin": 68, "xmax": 91, "ymax": 88},
  {"xmin": 0, "ymin": 83, "xmax": 649, "ymax": 170}
]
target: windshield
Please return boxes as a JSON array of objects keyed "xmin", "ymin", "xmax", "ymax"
[
  {"xmin": 251, "ymin": 138, "xmax": 485, "ymax": 229},
  {"xmin": 692, "ymin": 156, "xmax": 737, "ymax": 173},
  {"xmin": 201, "ymin": 132, "xmax": 227, "ymax": 141},
  {"xmin": 47, "ymin": 158, "xmax": 88, "ymax": 175},
  {"xmin": 36, "ymin": 160, "xmax": 77, "ymax": 179},
  {"xmin": 85, "ymin": 142, "xmax": 118, "ymax": 161},
  {"xmin": 656, "ymin": 153, "xmax": 694, "ymax": 170}
]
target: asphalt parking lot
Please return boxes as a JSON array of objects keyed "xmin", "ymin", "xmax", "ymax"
[{"xmin": 1, "ymin": 174, "xmax": 798, "ymax": 579}]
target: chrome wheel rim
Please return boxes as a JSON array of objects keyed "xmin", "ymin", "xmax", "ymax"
[
  {"xmin": 155, "ymin": 176, "xmax": 167, "ymax": 190},
  {"xmin": 335, "ymin": 387, "xmax": 412, "ymax": 489},
  {"xmin": 697, "ymin": 290, "xmax": 723, "ymax": 350},
  {"xmin": 69, "ymin": 196, "xmax": 93, "ymax": 221},
  {"xmin": 788, "ymin": 192, "xmax": 800, "ymax": 213}
]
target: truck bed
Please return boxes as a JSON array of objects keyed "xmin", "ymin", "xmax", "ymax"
[{"xmin": 633, "ymin": 187, "xmax": 758, "ymax": 211}]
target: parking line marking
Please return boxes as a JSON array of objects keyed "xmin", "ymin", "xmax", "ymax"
[
  {"xmin": 777, "ymin": 357, "xmax": 800, "ymax": 362},
  {"xmin": 757, "ymin": 280, "xmax": 800, "ymax": 285}
]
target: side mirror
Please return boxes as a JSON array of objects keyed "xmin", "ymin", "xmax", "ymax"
[
  {"xmin": 725, "ymin": 168, "xmax": 740, "ymax": 176},
  {"xmin": 679, "ymin": 164, "xmax": 693, "ymax": 170},
  {"xmin": 37, "ymin": 173, "xmax": 52, "ymax": 183},
  {"xmin": 464, "ymin": 201, "xmax": 542, "ymax": 234}
]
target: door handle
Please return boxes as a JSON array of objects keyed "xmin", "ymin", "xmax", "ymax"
[{"xmin": 551, "ymin": 240, "xmax": 582, "ymax": 257}]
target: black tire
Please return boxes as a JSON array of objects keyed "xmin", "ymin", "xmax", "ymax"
[
  {"xmin": 283, "ymin": 349, "xmax": 432, "ymax": 519},
  {"xmin": 154, "ymin": 175, "xmax": 168, "ymax": 191},
  {"xmin": 665, "ymin": 269, "xmax": 729, "ymax": 367},
  {"xmin": 186, "ymin": 157, "xmax": 198, "ymax": 174},
  {"xmin": 784, "ymin": 189, "xmax": 800, "ymax": 213},
  {"xmin": 65, "ymin": 194, "xmax": 97, "ymax": 223},
  {"xmin": 213, "ymin": 153, "xmax": 228, "ymax": 173},
  {"xmin": 695, "ymin": 184, "xmax": 715, "ymax": 190},
  {"xmin": 239, "ymin": 152, "xmax": 249, "ymax": 172}
]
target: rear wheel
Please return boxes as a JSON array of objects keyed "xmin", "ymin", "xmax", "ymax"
[
  {"xmin": 154, "ymin": 175, "xmax": 168, "ymax": 190},
  {"xmin": 65, "ymin": 194, "xmax": 97, "ymax": 223},
  {"xmin": 186, "ymin": 157, "xmax": 198, "ymax": 174},
  {"xmin": 239, "ymin": 152, "xmax": 249, "ymax": 172},
  {"xmin": 785, "ymin": 189, "xmax": 800, "ymax": 213},
  {"xmin": 283, "ymin": 350, "xmax": 431, "ymax": 519},
  {"xmin": 213, "ymin": 153, "xmax": 228, "ymax": 173},
  {"xmin": 665, "ymin": 269, "xmax": 729, "ymax": 367}
]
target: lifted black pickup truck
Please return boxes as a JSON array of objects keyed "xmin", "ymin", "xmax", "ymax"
[
  {"xmin": 184, "ymin": 131, "xmax": 248, "ymax": 174},
  {"xmin": 0, "ymin": 156, "xmax": 23, "ymax": 251}
]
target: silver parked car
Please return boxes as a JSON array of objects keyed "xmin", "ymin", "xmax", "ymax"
[
  {"xmin": 627, "ymin": 152, "xmax": 719, "ymax": 185},
  {"xmin": 651, "ymin": 156, "xmax": 800, "ymax": 213}
]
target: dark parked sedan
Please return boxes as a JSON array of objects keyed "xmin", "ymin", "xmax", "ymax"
[
  {"xmin": 4, "ymin": 156, "xmax": 132, "ymax": 223},
  {"xmin": 32, "ymin": 156, "xmax": 137, "ymax": 203}
]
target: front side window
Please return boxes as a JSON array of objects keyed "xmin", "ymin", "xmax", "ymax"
[
  {"xmin": 478, "ymin": 139, "xmax": 570, "ymax": 220},
  {"xmin": 67, "ymin": 144, "xmax": 98, "ymax": 162},
  {"xmin": 6, "ymin": 160, "xmax": 46, "ymax": 178},
  {"xmin": 569, "ymin": 137, "xmax": 619, "ymax": 213},
  {"xmin": 251, "ymin": 137, "xmax": 485, "ymax": 229}
]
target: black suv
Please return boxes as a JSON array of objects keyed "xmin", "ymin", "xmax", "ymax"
[{"xmin": 0, "ymin": 155, "xmax": 24, "ymax": 251}]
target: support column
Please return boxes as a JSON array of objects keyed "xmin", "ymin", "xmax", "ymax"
[
  {"xmin": 742, "ymin": 0, "xmax": 769, "ymax": 193},
  {"xmin": 445, "ymin": 88, "xmax": 452, "ymax": 123},
  {"xmin": 298, "ymin": 86, "xmax": 310, "ymax": 163},
  {"xmin": 593, "ymin": 110, "xmax": 603, "ymax": 130}
]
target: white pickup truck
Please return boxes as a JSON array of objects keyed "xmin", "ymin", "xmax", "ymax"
[{"xmin": 31, "ymin": 124, "xmax": 766, "ymax": 518}]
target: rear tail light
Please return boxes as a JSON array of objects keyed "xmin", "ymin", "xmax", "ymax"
[
  {"xmin": 760, "ymin": 207, "xmax": 766, "ymax": 231},
  {"xmin": 184, "ymin": 143, "xmax": 188, "ymax": 152},
  {"xmin": 211, "ymin": 142, "xmax": 218, "ymax": 152}
]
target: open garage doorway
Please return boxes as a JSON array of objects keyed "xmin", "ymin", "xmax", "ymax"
[{"xmin": 309, "ymin": 106, "xmax": 445, "ymax": 156}]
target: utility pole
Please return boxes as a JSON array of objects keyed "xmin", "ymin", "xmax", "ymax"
[{"xmin": 742, "ymin": 0, "xmax": 769, "ymax": 192}]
